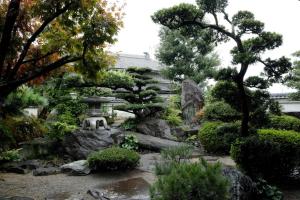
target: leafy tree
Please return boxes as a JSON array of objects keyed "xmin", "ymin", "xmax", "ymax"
[
  {"xmin": 156, "ymin": 27, "xmax": 219, "ymax": 86},
  {"xmin": 287, "ymin": 51, "xmax": 300, "ymax": 100},
  {"xmin": 152, "ymin": 0, "xmax": 291, "ymax": 136},
  {"xmin": 0, "ymin": 0, "xmax": 123, "ymax": 112},
  {"xmin": 115, "ymin": 67, "xmax": 165, "ymax": 119}
]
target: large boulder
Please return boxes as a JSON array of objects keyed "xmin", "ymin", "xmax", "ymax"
[
  {"xmin": 181, "ymin": 79, "xmax": 204, "ymax": 124},
  {"xmin": 136, "ymin": 118, "xmax": 175, "ymax": 140},
  {"xmin": 222, "ymin": 167, "xmax": 257, "ymax": 200},
  {"xmin": 60, "ymin": 160, "xmax": 91, "ymax": 175},
  {"xmin": 127, "ymin": 132, "xmax": 187, "ymax": 151},
  {"xmin": 62, "ymin": 128, "xmax": 124, "ymax": 160}
]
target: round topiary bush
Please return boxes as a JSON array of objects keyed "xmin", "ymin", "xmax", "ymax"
[
  {"xmin": 231, "ymin": 129, "xmax": 300, "ymax": 181},
  {"xmin": 150, "ymin": 160, "xmax": 230, "ymax": 200},
  {"xmin": 87, "ymin": 147, "xmax": 140, "ymax": 171},
  {"xmin": 199, "ymin": 121, "xmax": 240, "ymax": 154},
  {"xmin": 202, "ymin": 101, "xmax": 240, "ymax": 122}
]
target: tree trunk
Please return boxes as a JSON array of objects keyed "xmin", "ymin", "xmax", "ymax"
[{"xmin": 236, "ymin": 78, "xmax": 249, "ymax": 137}]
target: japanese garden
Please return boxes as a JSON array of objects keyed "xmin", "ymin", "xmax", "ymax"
[{"xmin": 0, "ymin": 0, "xmax": 300, "ymax": 199}]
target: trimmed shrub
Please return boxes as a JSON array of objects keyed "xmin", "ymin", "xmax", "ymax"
[
  {"xmin": 199, "ymin": 121, "xmax": 240, "ymax": 154},
  {"xmin": 231, "ymin": 129, "xmax": 300, "ymax": 180},
  {"xmin": 202, "ymin": 101, "xmax": 240, "ymax": 122},
  {"xmin": 87, "ymin": 147, "xmax": 140, "ymax": 171},
  {"xmin": 150, "ymin": 159, "xmax": 230, "ymax": 200},
  {"xmin": 268, "ymin": 115, "xmax": 300, "ymax": 132}
]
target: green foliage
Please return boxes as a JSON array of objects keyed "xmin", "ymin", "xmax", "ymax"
[
  {"xmin": 2, "ymin": 116, "xmax": 47, "ymax": 147},
  {"xmin": 162, "ymin": 95, "xmax": 182, "ymax": 126},
  {"xmin": 199, "ymin": 121, "xmax": 240, "ymax": 154},
  {"xmin": 120, "ymin": 118, "xmax": 138, "ymax": 131},
  {"xmin": 255, "ymin": 179, "xmax": 283, "ymax": 200},
  {"xmin": 46, "ymin": 121, "xmax": 77, "ymax": 140},
  {"xmin": 157, "ymin": 26, "xmax": 219, "ymax": 84},
  {"xmin": 150, "ymin": 159, "xmax": 230, "ymax": 200},
  {"xmin": 96, "ymin": 70, "xmax": 134, "ymax": 90},
  {"xmin": 268, "ymin": 115, "xmax": 300, "ymax": 132},
  {"xmin": 0, "ymin": 149, "xmax": 20, "ymax": 163},
  {"xmin": 120, "ymin": 134, "xmax": 138, "ymax": 151},
  {"xmin": 231, "ymin": 129, "xmax": 300, "ymax": 180},
  {"xmin": 287, "ymin": 51, "xmax": 300, "ymax": 100},
  {"xmin": 202, "ymin": 101, "xmax": 240, "ymax": 122},
  {"xmin": 87, "ymin": 147, "xmax": 140, "ymax": 171}
]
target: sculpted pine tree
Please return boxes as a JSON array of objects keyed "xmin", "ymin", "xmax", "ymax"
[
  {"xmin": 115, "ymin": 67, "xmax": 165, "ymax": 119},
  {"xmin": 152, "ymin": 0, "xmax": 291, "ymax": 136},
  {"xmin": 0, "ymin": 0, "xmax": 123, "ymax": 114}
]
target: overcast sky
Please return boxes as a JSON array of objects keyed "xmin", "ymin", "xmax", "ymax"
[{"xmin": 109, "ymin": 0, "xmax": 300, "ymax": 93}]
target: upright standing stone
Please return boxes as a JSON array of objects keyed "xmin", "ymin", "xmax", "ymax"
[{"xmin": 181, "ymin": 79, "xmax": 204, "ymax": 125}]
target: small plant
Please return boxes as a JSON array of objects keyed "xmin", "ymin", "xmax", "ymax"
[
  {"xmin": 0, "ymin": 149, "xmax": 20, "ymax": 163},
  {"xmin": 255, "ymin": 178, "xmax": 283, "ymax": 200},
  {"xmin": 121, "ymin": 134, "xmax": 138, "ymax": 150},
  {"xmin": 87, "ymin": 147, "xmax": 140, "ymax": 171},
  {"xmin": 162, "ymin": 95, "xmax": 182, "ymax": 126},
  {"xmin": 150, "ymin": 159, "xmax": 230, "ymax": 200}
]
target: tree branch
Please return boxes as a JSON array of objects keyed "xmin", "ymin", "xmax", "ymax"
[
  {"xmin": 4, "ymin": 56, "xmax": 81, "ymax": 89},
  {"xmin": 0, "ymin": 0, "xmax": 21, "ymax": 75},
  {"xmin": 21, "ymin": 51, "xmax": 58, "ymax": 64},
  {"xmin": 8, "ymin": 3, "xmax": 71, "ymax": 79}
]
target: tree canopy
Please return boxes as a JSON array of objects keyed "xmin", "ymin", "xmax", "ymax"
[
  {"xmin": 152, "ymin": 0, "xmax": 291, "ymax": 136},
  {"xmin": 0, "ymin": 0, "xmax": 123, "ymax": 101},
  {"xmin": 156, "ymin": 27, "xmax": 219, "ymax": 86}
]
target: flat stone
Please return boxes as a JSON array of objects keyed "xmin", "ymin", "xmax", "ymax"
[
  {"xmin": 127, "ymin": 132, "xmax": 187, "ymax": 151},
  {"xmin": 32, "ymin": 167, "xmax": 60, "ymax": 176},
  {"xmin": 61, "ymin": 160, "xmax": 91, "ymax": 176}
]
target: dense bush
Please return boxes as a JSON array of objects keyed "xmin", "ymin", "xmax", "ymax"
[
  {"xmin": 268, "ymin": 115, "xmax": 300, "ymax": 132},
  {"xmin": 150, "ymin": 159, "xmax": 230, "ymax": 200},
  {"xmin": 87, "ymin": 147, "xmax": 140, "ymax": 171},
  {"xmin": 202, "ymin": 101, "xmax": 240, "ymax": 122},
  {"xmin": 231, "ymin": 129, "xmax": 300, "ymax": 180},
  {"xmin": 199, "ymin": 121, "xmax": 240, "ymax": 154},
  {"xmin": 1, "ymin": 116, "xmax": 47, "ymax": 147}
]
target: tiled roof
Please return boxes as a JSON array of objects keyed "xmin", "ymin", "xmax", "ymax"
[{"xmin": 113, "ymin": 53, "xmax": 165, "ymax": 71}]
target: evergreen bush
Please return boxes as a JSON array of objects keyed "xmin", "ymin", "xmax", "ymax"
[
  {"xmin": 150, "ymin": 159, "xmax": 230, "ymax": 200},
  {"xmin": 199, "ymin": 121, "xmax": 240, "ymax": 154},
  {"xmin": 231, "ymin": 129, "xmax": 300, "ymax": 180},
  {"xmin": 87, "ymin": 147, "xmax": 140, "ymax": 171},
  {"xmin": 202, "ymin": 101, "xmax": 240, "ymax": 122}
]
